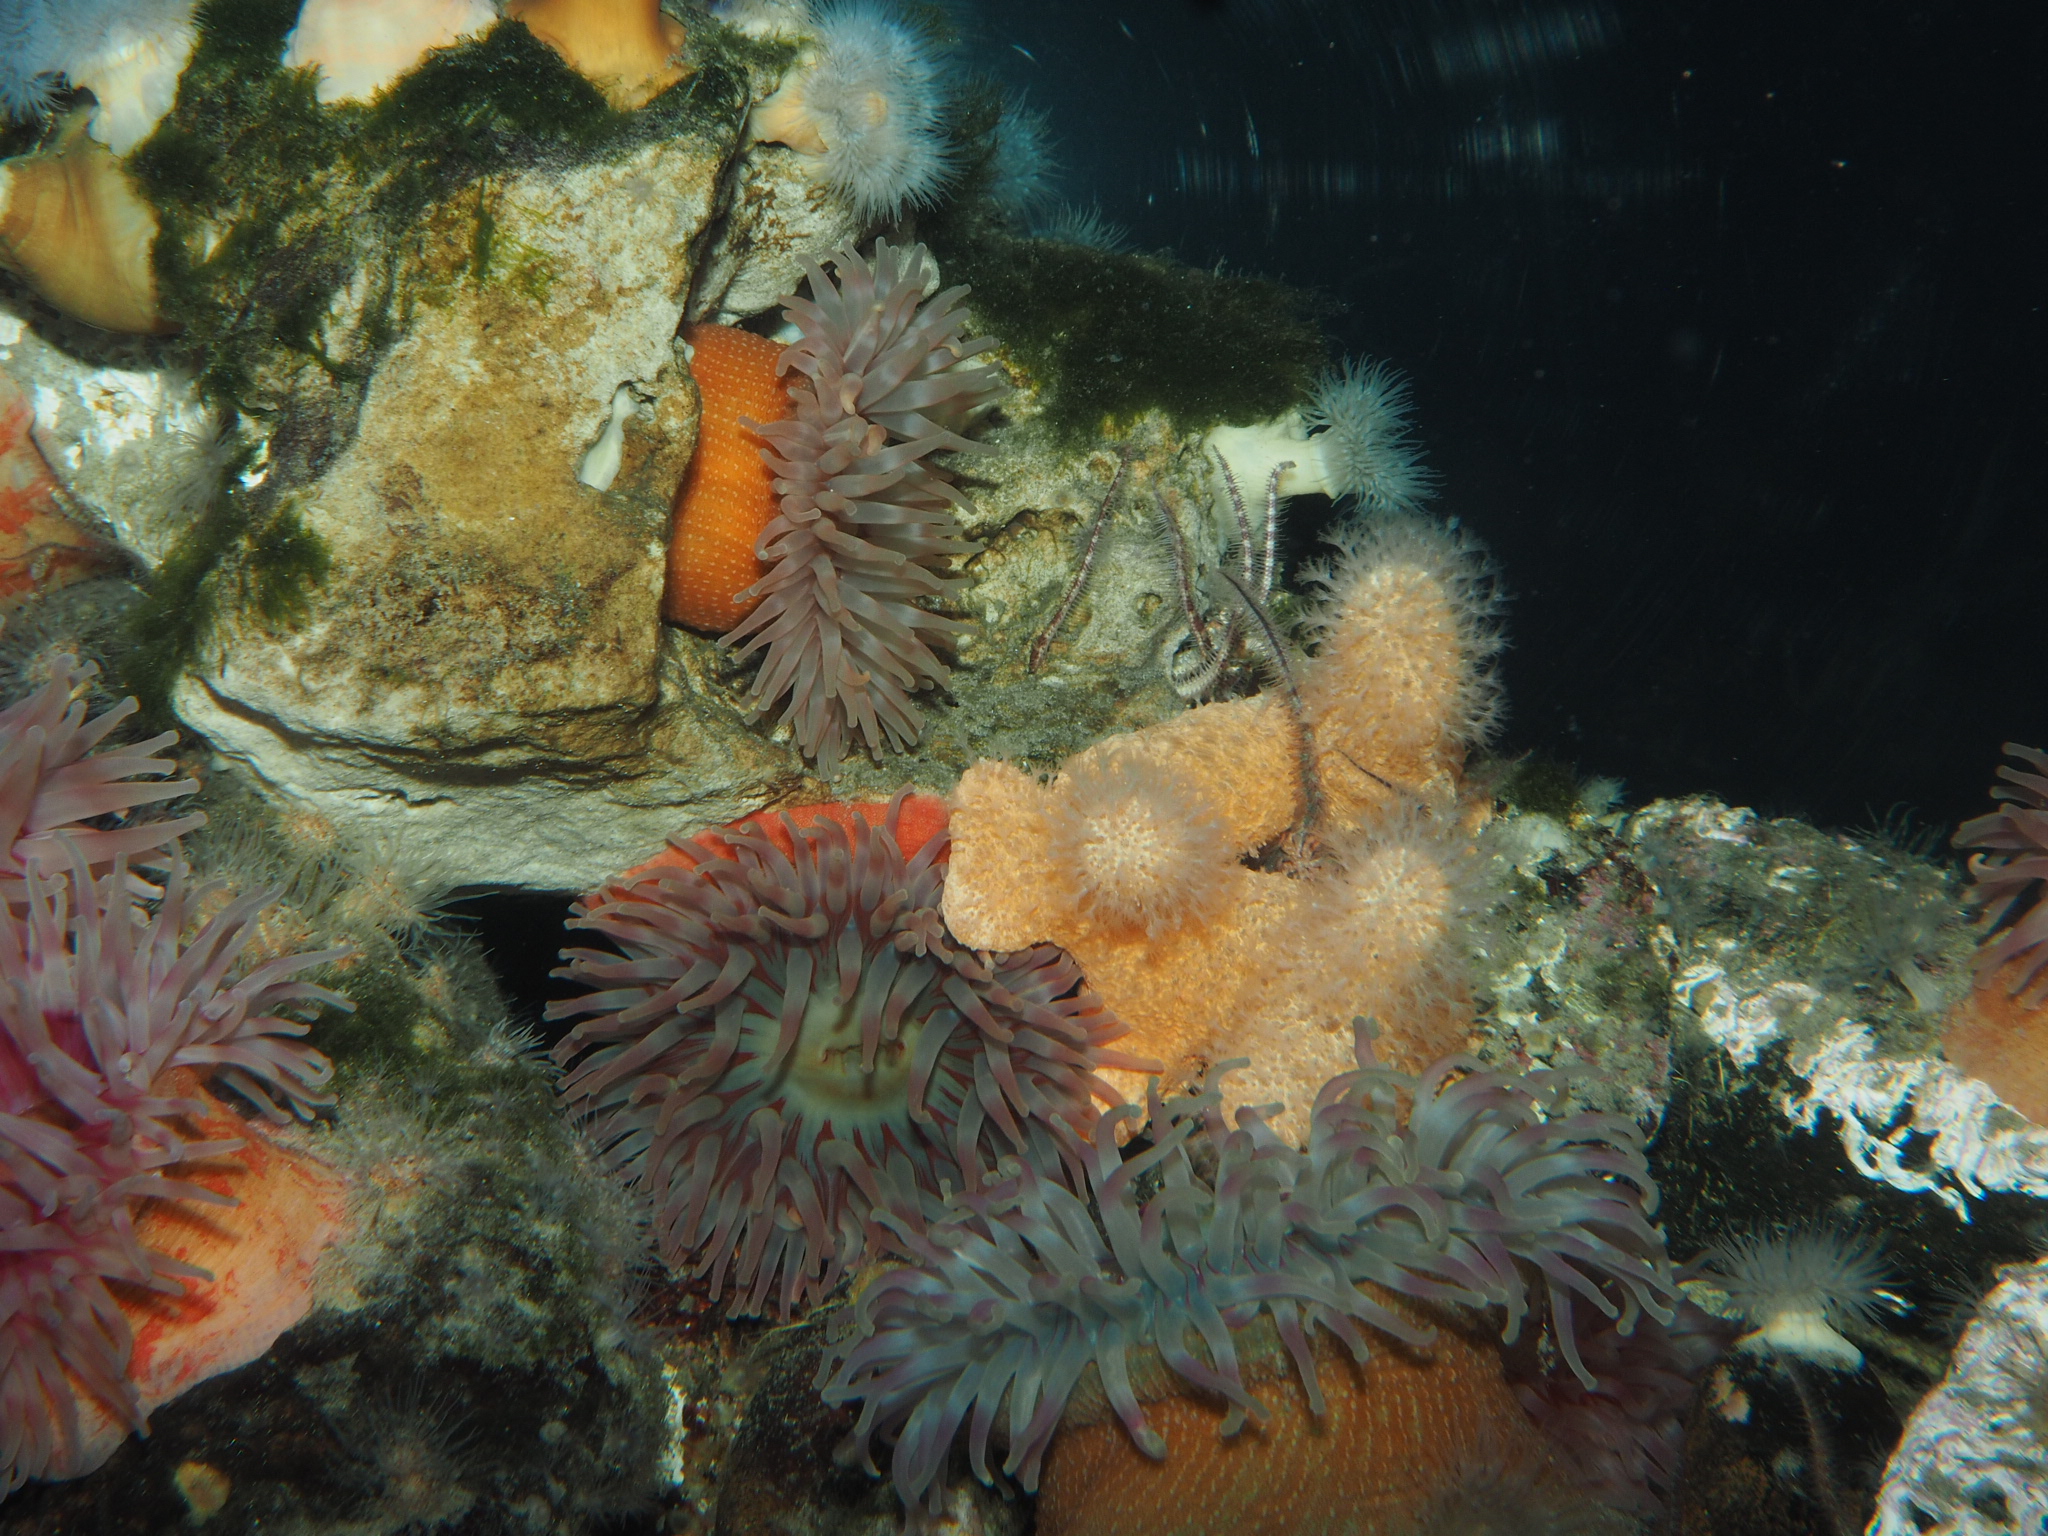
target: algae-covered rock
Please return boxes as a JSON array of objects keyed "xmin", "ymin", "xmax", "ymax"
[
  {"xmin": 685, "ymin": 142, "xmax": 865, "ymax": 323},
  {"xmin": 0, "ymin": 5, "xmax": 1324, "ymax": 892},
  {"xmin": 172, "ymin": 118, "xmax": 727, "ymax": 887}
]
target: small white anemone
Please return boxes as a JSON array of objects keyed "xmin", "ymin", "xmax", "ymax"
[
  {"xmin": 1698, "ymin": 1224, "xmax": 1906, "ymax": 1371},
  {"xmin": 1204, "ymin": 358, "xmax": 1431, "ymax": 514},
  {"xmin": 748, "ymin": 1, "xmax": 958, "ymax": 224},
  {"xmin": 1302, "ymin": 356, "xmax": 1435, "ymax": 512}
]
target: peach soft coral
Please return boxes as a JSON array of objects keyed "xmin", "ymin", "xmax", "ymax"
[{"xmin": 943, "ymin": 512, "xmax": 1502, "ymax": 1139}]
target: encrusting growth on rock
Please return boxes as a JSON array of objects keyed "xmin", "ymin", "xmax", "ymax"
[{"xmin": 944, "ymin": 513, "xmax": 1503, "ymax": 1137}]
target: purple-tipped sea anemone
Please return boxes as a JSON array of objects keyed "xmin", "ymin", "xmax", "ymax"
[
  {"xmin": 547, "ymin": 792, "xmax": 1149, "ymax": 1319},
  {"xmin": 1955, "ymin": 743, "xmax": 2048, "ymax": 1002},
  {"xmin": 0, "ymin": 653, "xmax": 204, "ymax": 897},
  {"xmin": 818, "ymin": 1023, "xmax": 1679, "ymax": 1512},
  {"xmin": 1, "ymin": 850, "xmax": 348, "ymax": 1494},
  {"xmin": 724, "ymin": 240, "xmax": 1008, "ymax": 776},
  {"xmin": 749, "ymin": 1, "xmax": 958, "ymax": 223}
]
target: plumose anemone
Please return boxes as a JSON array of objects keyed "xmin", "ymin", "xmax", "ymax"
[
  {"xmin": 0, "ymin": 0, "xmax": 197, "ymax": 153},
  {"xmin": 749, "ymin": 1, "xmax": 958, "ymax": 223},
  {"xmin": 986, "ymin": 94, "xmax": 1060, "ymax": 217},
  {"xmin": 1303, "ymin": 357, "xmax": 1436, "ymax": 513},
  {"xmin": 548, "ymin": 792, "xmax": 1150, "ymax": 1319},
  {"xmin": 819, "ymin": 1023, "xmax": 1679, "ymax": 1512},
  {"xmin": 723, "ymin": 240, "xmax": 1008, "ymax": 776},
  {"xmin": 1697, "ymin": 1223, "xmax": 1901, "ymax": 1370}
]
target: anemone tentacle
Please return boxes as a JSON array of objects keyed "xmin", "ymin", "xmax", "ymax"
[
  {"xmin": 548, "ymin": 791, "xmax": 1149, "ymax": 1319},
  {"xmin": 0, "ymin": 846, "xmax": 346, "ymax": 1495},
  {"xmin": 818, "ymin": 1021, "xmax": 1679, "ymax": 1513},
  {"xmin": 722, "ymin": 241, "xmax": 1008, "ymax": 776},
  {"xmin": 0, "ymin": 655, "xmax": 204, "ymax": 897}
]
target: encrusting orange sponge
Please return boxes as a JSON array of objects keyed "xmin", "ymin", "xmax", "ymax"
[{"xmin": 663, "ymin": 323, "xmax": 793, "ymax": 633}]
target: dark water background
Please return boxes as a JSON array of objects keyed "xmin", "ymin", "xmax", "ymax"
[
  {"xmin": 961, "ymin": 0, "xmax": 2047, "ymax": 837},
  {"xmin": 476, "ymin": 0, "xmax": 2047, "ymax": 1007}
]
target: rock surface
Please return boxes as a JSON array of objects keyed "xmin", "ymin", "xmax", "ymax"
[{"xmin": 172, "ymin": 128, "xmax": 732, "ymax": 889}]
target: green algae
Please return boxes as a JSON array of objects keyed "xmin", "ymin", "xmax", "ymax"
[
  {"xmin": 125, "ymin": 478, "xmax": 331, "ymax": 712},
  {"xmin": 112, "ymin": 3, "xmax": 780, "ymax": 703},
  {"xmin": 131, "ymin": 0, "xmax": 759, "ymax": 409},
  {"xmin": 125, "ymin": 480, "xmax": 325, "ymax": 728},
  {"xmin": 1494, "ymin": 753, "xmax": 1586, "ymax": 819},
  {"xmin": 932, "ymin": 228, "xmax": 1324, "ymax": 447}
]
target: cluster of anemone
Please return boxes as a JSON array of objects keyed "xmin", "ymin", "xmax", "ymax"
[
  {"xmin": 1954, "ymin": 742, "xmax": 2048, "ymax": 1004},
  {"xmin": 818, "ymin": 1023, "xmax": 1681, "ymax": 1513},
  {"xmin": 0, "ymin": 657, "xmax": 349, "ymax": 1497},
  {"xmin": 1300, "ymin": 509, "xmax": 1506, "ymax": 820},
  {"xmin": 749, "ymin": 1, "xmax": 958, "ymax": 224},
  {"xmin": 723, "ymin": 240, "xmax": 1007, "ymax": 776},
  {"xmin": 546, "ymin": 791, "xmax": 1149, "ymax": 1319}
]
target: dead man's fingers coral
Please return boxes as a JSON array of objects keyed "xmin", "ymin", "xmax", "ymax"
[{"xmin": 1299, "ymin": 510, "xmax": 1505, "ymax": 827}]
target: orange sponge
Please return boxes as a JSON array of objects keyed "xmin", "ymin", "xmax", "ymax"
[{"xmin": 663, "ymin": 323, "xmax": 792, "ymax": 633}]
